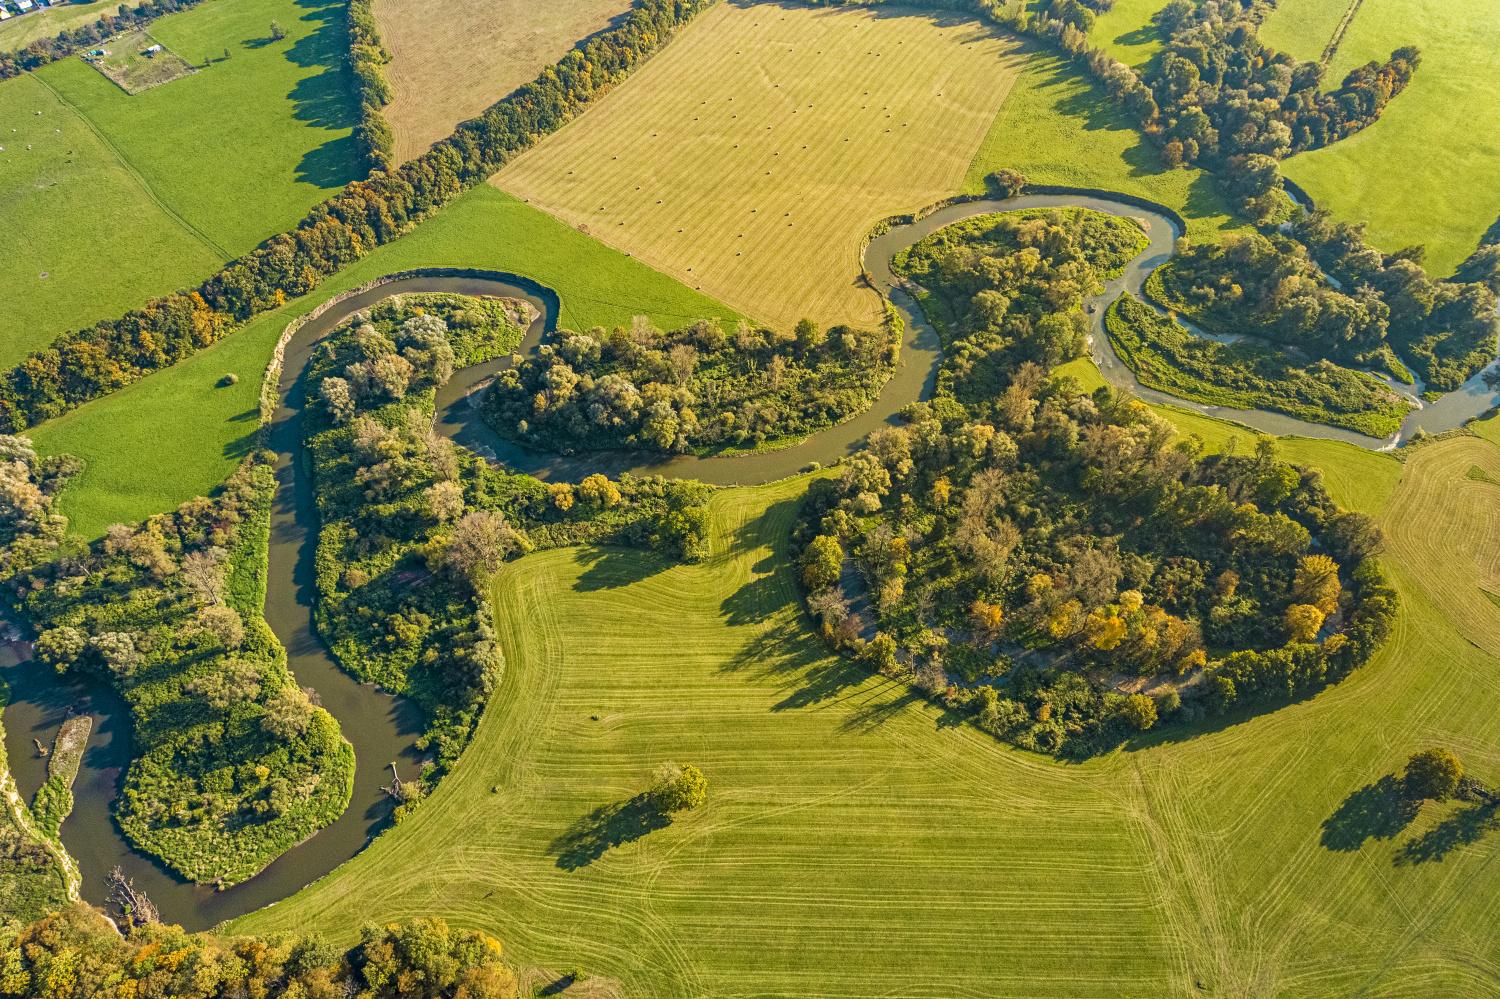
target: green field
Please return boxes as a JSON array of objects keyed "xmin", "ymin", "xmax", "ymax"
[
  {"xmin": 963, "ymin": 45, "xmax": 1240, "ymax": 242},
  {"xmin": 1272, "ymin": 0, "xmax": 1500, "ymax": 275},
  {"xmin": 1088, "ymin": 0, "xmax": 1169, "ymax": 67},
  {"xmin": 229, "ymin": 420, "xmax": 1500, "ymax": 995},
  {"xmin": 0, "ymin": 0, "xmax": 362, "ymax": 365},
  {"xmin": 28, "ymin": 185, "xmax": 742, "ymax": 538}
]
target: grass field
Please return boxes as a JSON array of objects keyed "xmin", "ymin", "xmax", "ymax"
[
  {"xmin": 28, "ymin": 185, "xmax": 741, "ymax": 538},
  {"xmin": 962, "ymin": 46, "xmax": 1240, "ymax": 242},
  {"xmin": 0, "ymin": 0, "xmax": 362, "ymax": 366},
  {"xmin": 1088, "ymin": 0, "xmax": 1169, "ymax": 67},
  {"xmin": 1272, "ymin": 0, "xmax": 1500, "ymax": 275},
  {"xmin": 229, "ymin": 420, "xmax": 1500, "ymax": 995},
  {"xmin": 0, "ymin": 0, "xmax": 113, "ymax": 50},
  {"xmin": 373, "ymin": 0, "xmax": 631, "ymax": 163},
  {"xmin": 496, "ymin": 0, "xmax": 1026, "ymax": 331}
]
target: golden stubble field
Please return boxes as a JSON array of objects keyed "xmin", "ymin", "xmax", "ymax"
[
  {"xmin": 495, "ymin": 0, "xmax": 1025, "ymax": 331},
  {"xmin": 373, "ymin": 0, "xmax": 633, "ymax": 163}
]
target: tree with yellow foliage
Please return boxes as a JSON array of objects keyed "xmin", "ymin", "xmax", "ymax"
[
  {"xmin": 1284, "ymin": 602, "xmax": 1325, "ymax": 642},
  {"xmin": 1293, "ymin": 554, "xmax": 1342, "ymax": 614}
]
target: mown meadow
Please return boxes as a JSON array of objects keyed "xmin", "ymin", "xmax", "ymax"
[{"xmin": 233, "ymin": 406, "xmax": 1500, "ymax": 996}]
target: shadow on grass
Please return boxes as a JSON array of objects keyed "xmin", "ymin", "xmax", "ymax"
[
  {"xmin": 1393, "ymin": 802, "xmax": 1500, "ymax": 866},
  {"xmin": 284, "ymin": 0, "xmax": 362, "ymax": 189},
  {"xmin": 1320, "ymin": 775, "xmax": 1420, "ymax": 852},
  {"xmin": 550, "ymin": 793, "xmax": 670, "ymax": 870},
  {"xmin": 572, "ymin": 546, "xmax": 669, "ymax": 591}
]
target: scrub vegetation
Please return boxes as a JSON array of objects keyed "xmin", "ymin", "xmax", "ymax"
[
  {"xmin": 496, "ymin": 0, "xmax": 1026, "ymax": 330},
  {"xmin": 306, "ymin": 294, "xmax": 712, "ymax": 802},
  {"xmin": 795, "ymin": 207, "xmax": 1393, "ymax": 754}
]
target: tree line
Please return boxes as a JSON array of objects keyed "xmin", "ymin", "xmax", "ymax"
[
  {"xmin": 0, "ymin": 905, "xmax": 522, "ymax": 998},
  {"xmin": 347, "ymin": 0, "xmax": 396, "ymax": 173},
  {"xmin": 0, "ymin": 0, "xmax": 715, "ymax": 433}
]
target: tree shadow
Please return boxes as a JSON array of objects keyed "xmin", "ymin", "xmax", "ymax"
[
  {"xmin": 549, "ymin": 793, "xmax": 670, "ymax": 871},
  {"xmin": 1393, "ymin": 802, "xmax": 1500, "ymax": 867},
  {"xmin": 281, "ymin": 0, "xmax": 362, "ymax": 187},
  {"xmin": 1320, "ymin": 775, "xmax": 1420, "ymax": 852},
  {"xmin": 572, "ymin": 546, "xmax": 668, "ymax": 592}
]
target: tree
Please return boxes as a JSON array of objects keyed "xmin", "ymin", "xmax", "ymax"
[
  {"xmin": 1404, "ymin": 748, "xmax": 1463, "ymax": 801},
  {"xmin": 180, "ymin": 545, "xmax": 228, "ymax": 605},
  {"xmin": 196, "ymin": 604, "xmax": 244, "ymax": 649},
  {"xmin": 969, "ymin": 599, "xmax": 1004, "ymax": 638},
  {"xmin": 269, "ymin": 20, "xmax": 286, "ymax": 40},
  {"xmin": 577, "ymin": 473, "xmax": 621, "ymax": 508},
  {"xmin": 444, "ymin": 510, "xmax": 526, "ymax": 588},
  {"xmin": 649, "ymin": 763, "xmax": 708, "ymax": 813},
  {"xmin": 1118, "ymin": 692, "xmax": 1158, "ymax": 730},
  {"xmin": 425, "ymin": 480, "xmax": 465, "ymax": 524},
  {"xmin": 1292, "ymin": 554, "xmax": 1341, "ymax": 614},
  {"xmin": 801, "ymin": 534, "xmax": 843, "ymax": 591},
  {"xmin": 34, "ymin": 626, "xmax": 86, "ymax": 670},
  {"xmin": 1284, "ymin": 603, "xmax": 1325, "ymax": 643},
  {"xmin": 260, "ymin": 686, "xmax": 313, "ymax": 739},
  {"xmin": 320, "ymin": 376, "xmax": 355, "ymax": 424}
]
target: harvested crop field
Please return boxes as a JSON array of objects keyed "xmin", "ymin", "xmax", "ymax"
[
  {"xmin": 496, "ymin": 0, "xmax": 1025, "ymax": 331},
  {"xmin": 373, "ymin": 0, "xmax": 632, "ymax": 163}
]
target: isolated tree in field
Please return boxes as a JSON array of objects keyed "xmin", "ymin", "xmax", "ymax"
[
  {"xmin": 801, "ymin": 534, "xmax": 843, "ymax": 591},
  {"xmin": 650, "ymin": 763, "xmax": 708, "ymax": 813},
  {"xmin": 1404, "ymin": 748, "xmax": 1463, "ymax": 801},
  {"xmin": 269, "ymin": 20, "xmax": 286, "ymax": 40}
]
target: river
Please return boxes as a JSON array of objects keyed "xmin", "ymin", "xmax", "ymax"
[{"xmin": 2, "ymin": 191, "xmax": 1496, "ymax": 930}]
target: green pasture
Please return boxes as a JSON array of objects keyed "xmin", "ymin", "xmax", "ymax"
[
  {"xmin": 230, "ymin": 420, "xmax": 1500, "ymax": 996},
  {"xmin": 0, "ymin": 0, "xmax": 361, "ymax": 365},
  {"xmin": 963, "ymin": 46, "xmax": 1240, "ymax": 242},
  {"xmin": 1273, "ymin": 0, "xmax": 1500, "ymax": 275},
  {"xmin": 1088, "ymin": 0, "xmax": 1169, "ymax": 67},
  {"xmin": 28, "ymin": 185, "xmax": 742, "ymax": 538}
]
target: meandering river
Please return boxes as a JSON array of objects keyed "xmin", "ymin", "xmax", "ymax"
[{"xmin": 2, "ymin": 192, "xmax": 1496, "ymax": 930}]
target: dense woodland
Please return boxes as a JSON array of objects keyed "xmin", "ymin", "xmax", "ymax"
[
  {"xmin": 795, "ymin": 208, "xmax": 1394, "ymax": 755},
  {"xmin": 0, "ymin": 904, "xmax": 522, "ymax": 998},
  {"xmin": 307, "ymin": 295, "xmax": 712, "ymax": 801},
  {"xmin": 0, "ymin": 0, "xmax": 715, "ymax": 432},
  {"xmin": 484, "ymin": 315, "xmax": 897, "ymax": 455},
  {"xmin": 7, "ymin": 454, "xmax": 354, "ymax": 886}
]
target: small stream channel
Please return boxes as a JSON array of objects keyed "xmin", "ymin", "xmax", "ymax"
[{"xmin": 3, "ymin": 192, "xmax": 1496, "ymax": 930}]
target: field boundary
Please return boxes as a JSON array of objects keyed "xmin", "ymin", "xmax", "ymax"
[
  {"xmin": 1319, "ymin": 0, "xmax": 1365, "ymax": 68},
  {"xmin": 31, "ymin": 70, "xmax": 231, "ymax": 261}
]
